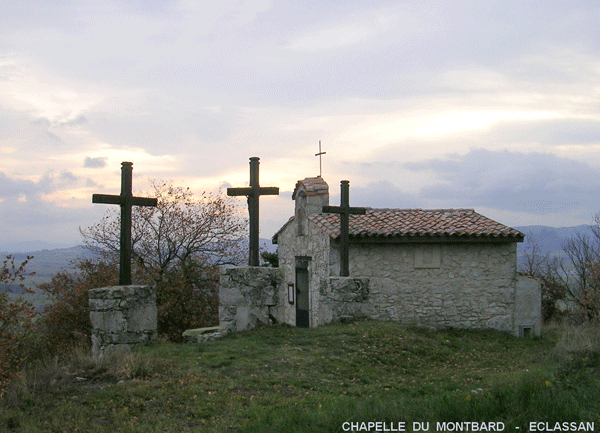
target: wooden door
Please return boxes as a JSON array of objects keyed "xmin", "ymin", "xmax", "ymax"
[{"xmin": 295, "ymin": 259, "xmax": 310, "ymax": 328}]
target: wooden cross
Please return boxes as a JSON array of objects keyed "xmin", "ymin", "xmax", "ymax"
[
  {"xmin": 315, "ymin": 140, "xmax": 326, "ymax": 178},
  {"xmin": 227, "ymin": 157, "xmax": 279, "ymax": 266},
  {"xmin": 92, "ymin": 162, "xmax": 157, "ymax": 285},
  {"xmin": 322, "ymin": 180, "xmax": 366, "ymax": 277}
]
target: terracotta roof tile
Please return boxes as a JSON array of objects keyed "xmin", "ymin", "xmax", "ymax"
[
  {"xmin": 308, "ymin": 208, "xmax": 524, "ymax": 241},
  {"xmin": 292, "ymin": 177, "xmax": 329, "ymax": 199}
]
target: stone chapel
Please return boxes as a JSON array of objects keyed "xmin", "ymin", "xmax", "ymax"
[{"xmin": 269, "ymin": 177, "xmax": 541, "ymax": 337}]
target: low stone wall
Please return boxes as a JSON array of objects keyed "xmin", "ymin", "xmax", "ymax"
[
  {"xmin": 318, "ymin": 277, "xmax": 373, "ymax": 324},
  {"xmin": 219, "ymin": 267, "xmax": 284, "ymax": 334},
  {"xmin": 514, "ymin": 275, "xmax": 542, "ymax": 337},
  {"xmin": 89, "ymin": 285, "xmax": 157, "ymax": 357}
]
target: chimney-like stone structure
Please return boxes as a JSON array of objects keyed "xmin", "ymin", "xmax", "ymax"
[{"xmin": 292, "ymin": 177, "xmax": 329, "ymax": 236}]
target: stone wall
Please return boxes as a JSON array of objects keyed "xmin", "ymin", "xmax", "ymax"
[
  {"xmin": 276, "ymin": 218, "xmax": 331, "ymax": 326},
  {"xmin": 318, "ymin": 277, "xmax": 372, "ymax": 324},
  {"xmin": 345, "ymin": 242, "xmax": 519, "ymax": 333},
  {"xmin": 89, "ymin": 285, "xmax": 157, "ymax": 357},
  {"xmin": 514, "ymin": 275, "xmax": 542, "ymax": 337},
  {"xmin": 219, "ymin": 267, "xmax": 284, "ymax": 334},
  {"xmin": 274, "ymin": 214, "xmax": 539, "ymax": 337}
]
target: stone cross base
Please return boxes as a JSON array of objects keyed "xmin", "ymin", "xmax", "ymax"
[
  {"xmin": 219, "ymin": 267, "xmax": 284, "ymax": 334},
  {"xmin": 89, "ymin": 285, "xmax": 157, "ymax": 357}
]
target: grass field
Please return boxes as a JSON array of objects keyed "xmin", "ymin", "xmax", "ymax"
[{"xmin": 1, "ymin": 321, "xmax": 599, "ymax": 432}]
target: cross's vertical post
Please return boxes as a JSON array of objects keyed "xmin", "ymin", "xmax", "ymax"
[
  {"xmin": 248, "ymin": 157, "xmax": 260, "ymax": 267},
  {"xmin": 92, "ymin": 162, "xmax": 158, "ymax": 285},
  {"xmin": 120, "ymin": 162, "xmax": 133, "ymax": 285},
  {"xmin": 315, "ymin": 140, "xmax": 326, "ymax": 178},
  {"xmin": 227, "ymin": 157, "xmax": 279, "ymax": 266},
  {"xmin": 322, "ymin": 180, "xmax": 366, "ymax": 277}
]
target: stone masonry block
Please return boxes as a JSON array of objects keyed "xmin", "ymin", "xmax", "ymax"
[
  {"xmin": 218, "ymin": 267, "xmax": 284, "ymax": 334},
  {"xmin": 89, "ymin": 285, "xmax": 157, "ymax": 358}
]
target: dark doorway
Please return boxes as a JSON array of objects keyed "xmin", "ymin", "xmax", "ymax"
[{"xmin": 295, "ymin": 257, "xmax": 310, "ymax": 328}]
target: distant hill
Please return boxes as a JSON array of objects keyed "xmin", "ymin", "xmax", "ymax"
[
  {"xmin": 1, "ymin": 245, "xmax": 99, "ymax": 279},
  {"xmin": 1, "ymin": 239, "xmax": 277, "ymax": 284},
  {"xmin": 3, "ymin": 231, "xmax": 594, "ymax": 286},
  {"xmin": 515, "ymin": 225, "xmax": 594, "ymax": 257},
  {"xmin": 0, "ymin": 240, "xmax": 76, "ymax": 252},
  {"xmin": 260, "ymin": 238, "xmax": 277, "ymax": 254}
]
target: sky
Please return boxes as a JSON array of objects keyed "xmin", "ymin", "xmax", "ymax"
[{"xmin": 1, "ymin": 0, "xmax": 600, "ymax": 249}]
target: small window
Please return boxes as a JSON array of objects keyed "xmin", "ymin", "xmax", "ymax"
[
  {"xmin": 414, "ymin": 245, "xmax": 441, "ymax": 269},
  {"xmin": 519, "ymin": 325, "xmax": 535, "ymax": 338}
]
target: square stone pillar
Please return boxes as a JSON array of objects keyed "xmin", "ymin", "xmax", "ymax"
[
  {"xmin": 89, "ymin": 285, "xmax": 157, "ymax": 357},
  {"xmin": 219, "ymin": 267, "xmax": 284, "ymax": 334}
]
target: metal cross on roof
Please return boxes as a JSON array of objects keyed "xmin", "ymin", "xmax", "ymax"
[
  {"xmin": 315, "ymin": 140, "xmax": 326, "ymax": 178},
  {"xmin": 227, "ymin": 157, "xmax": 279, "ymax": 266},
  {"xmin": 322, "ymin": 180, "xmax": 366, "ymax": 277},
  {"xmin": 92, "ymin": 162, "xmax": 158, "ymax": 285}
]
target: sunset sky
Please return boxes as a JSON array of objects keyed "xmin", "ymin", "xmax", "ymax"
[{"xmin": 1, "ymin": 1, "xmax": 599, "ymax": 248}]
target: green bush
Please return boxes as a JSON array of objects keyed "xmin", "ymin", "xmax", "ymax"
[
  {"xmin": 37, "ymin": 260, "xmax": 118, "ymax": 354},
  {"xmin": 156, "ymin": 260, "xmax": 220, "ymax": 342},
  {"xmin": 38, "ymin": 257, "xmax": 219, "ymax": 347},
  {"xmin": 0, "ymin": 256, "xmax": 36, "ymax": 396}
]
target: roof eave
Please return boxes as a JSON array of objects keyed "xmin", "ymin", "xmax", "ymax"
[
  {"xmin": 340, "ymin": 234, "xmax": 525, "ymax": 244},
  {"xmin": 272, "ymin": 216, "xmax": 295, "ymax": 244}
]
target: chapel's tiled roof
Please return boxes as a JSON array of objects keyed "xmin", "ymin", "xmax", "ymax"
[
  {"xmin": 292, "ymin": 177, "xmax": 329, "ymax": 199},
  {"xmin": 307, "ymin": 208, "xmax": 524, "ymax": 242}
]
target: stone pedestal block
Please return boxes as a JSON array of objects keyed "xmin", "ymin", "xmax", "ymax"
[
  {"xmin": 89, "ymin": 285, "xmax": 157, "ymax": 357},
  {"xmin": 219, "ymin": 267, "xmax": 284, "ymax": 334}
]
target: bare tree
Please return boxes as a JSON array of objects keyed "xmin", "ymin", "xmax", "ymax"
[
  {"xmin": 521, "ymin": 232, "xmax": 547, "ymax": 277},
  {"xmin": 81, "ymin": 180, "xmax": 247, "ymax": 285},
  {"xmin": 520, "ymin": 234, "xmax": 568, "ymax": 322},
  {"xmin": 79, "ymin": 181, "xmax": 248, "ymax": 339}
]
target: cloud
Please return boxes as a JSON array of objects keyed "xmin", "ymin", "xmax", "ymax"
[
  {"xmin": 59, "ymin": 171, "xmax": 78, "ymax": 182},
  {"xmin": 0, "ymin": 171, "xmax": 54, "ymax": 199},
  {"xmin": 285, "ymin": 12, "xmax": 397, "ymax": 52},
  {"xmin": 406, "ymin": 149, "xmax": 600, "ymax": 217},
  {"xmin": 1, "ymin": 0, "xmax": 599, "ymax": 239},
  {"xmin": 61, "ymin": 115, "xmax": 88, "ymax": 127},
  {"xmin": 343, "ymin": 180, "xmax": 423, "ymax": 210},
  {"xmin": 484, "ymin": 118, "xmax": 600, "ymax": 147},
  {"xmin": 84, "ymin": 157, "xmax": 107, "ymax": 168},
  {"xmin": 0, "ymin": 195, "xmax": 105, "ymax": 245}
]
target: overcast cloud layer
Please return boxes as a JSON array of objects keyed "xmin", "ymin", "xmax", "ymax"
[{"xmin": 1, "ymin": 0, "xmax": 599, "ymax": 247}]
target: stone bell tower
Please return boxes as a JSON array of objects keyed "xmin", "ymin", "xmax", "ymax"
[{"xmin": 292, "ymin": 177, "xmax": 329, "ymax": 236}]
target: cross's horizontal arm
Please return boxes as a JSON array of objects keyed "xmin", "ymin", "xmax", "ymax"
[
  {"xmin": 92, "ymin": 194, "xmax": 157, "ymax": 207},
  {"xmin": 92, "ymin": 194, "xmax": 122, "ymax": 205},
  {"xmin": 227, "ymin": 187, "xmax": 252, "ymax": 196},
  {"xmin": 322, "ymin": 206, "xmax": 366, "ymax": 215},
  {"xmin": 227, "ymin": 187, "xmax": 279, "ymax": 197},
  {"xmin": 131, "ymin": 197, "xmax": 158, "ymax": 207},
  {"xmin": 257, "ymin": 187, "xmax": 279, "ymax": 195}
]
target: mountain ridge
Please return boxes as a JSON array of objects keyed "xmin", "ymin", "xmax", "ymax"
[{"xmin": 2, "ymin": 227, "xmax": 597, "ymax": 279}]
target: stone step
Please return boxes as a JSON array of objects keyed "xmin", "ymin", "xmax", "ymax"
[{"xmin": 182, "ymin": 326, "xmax": 222, "ymax": 343}]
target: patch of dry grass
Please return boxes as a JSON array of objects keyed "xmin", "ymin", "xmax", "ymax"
[
  {"xmin": 2, "ymin": 346, "xmax": 171, "ymax": 409},
  {"xmin": 550, "ymin": 322, "xmax": 600, "ymax": 362}
]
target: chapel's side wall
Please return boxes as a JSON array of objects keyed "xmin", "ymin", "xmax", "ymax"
[
  {"xmin": 342, "ymin": 242, "xmax": 519, "ymax": 332},
  {"xmin": 276, "ymin": 219, "xmax": 330, "ymax": 326}
]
